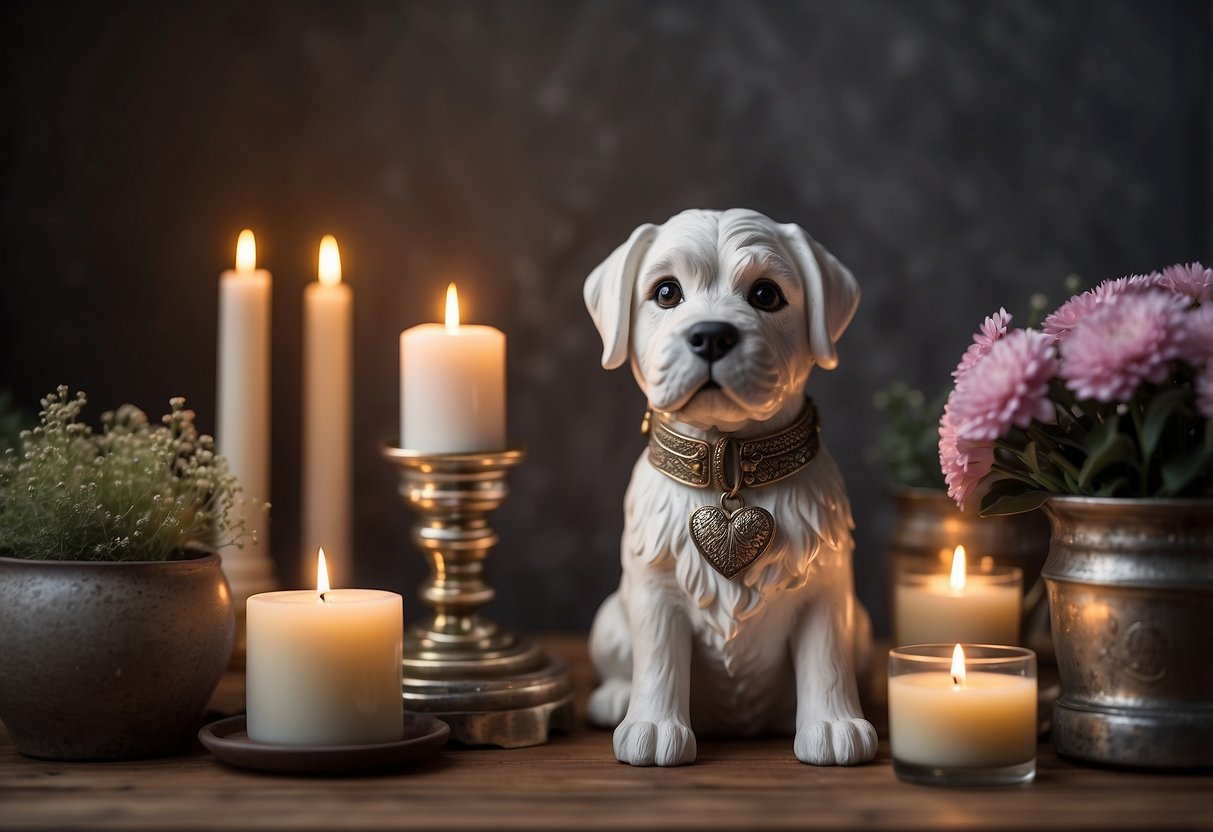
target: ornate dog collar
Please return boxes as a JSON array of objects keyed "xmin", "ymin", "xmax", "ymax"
[{"xmin": 643, "ymin": 399, "xmax": 820, "ymax": 579}]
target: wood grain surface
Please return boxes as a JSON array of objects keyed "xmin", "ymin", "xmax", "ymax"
[{"xmin": 1, "ymin": 635, "xmax": 1209, "ymax": 831}]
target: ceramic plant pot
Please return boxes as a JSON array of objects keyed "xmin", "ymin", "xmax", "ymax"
[
  {"xmin": 888, "ymin": 486, "xmax": 1053, "ymax": 648},
  {"xmin": 1043, "ymin": 496, "xmax": 1213, "ymax": 769},
  {"xmin": 0, "ymin": 550, "xmax": 235, "ymax": 760}
]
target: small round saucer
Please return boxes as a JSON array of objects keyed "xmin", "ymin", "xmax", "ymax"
[{"xmin": 198, "ymin": 713, "xmax": 449, "ymax": 775}]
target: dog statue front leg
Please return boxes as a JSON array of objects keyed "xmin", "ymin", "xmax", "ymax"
[
  {"xmin": 791, "ymin": 588, "xmax": 878, "ymax": 766},
  {"xmin": 612, "ymin": 581, "xmax": 696, "ymax": 767}
]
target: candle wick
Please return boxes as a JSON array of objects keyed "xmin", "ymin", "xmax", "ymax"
[
  {"xmin": 319, "ymin": 591, "xmax": 328, "ymax": 604},
  {"xmin": 951, "ymin": 674, "xmax": 960, "ymax": 688}
]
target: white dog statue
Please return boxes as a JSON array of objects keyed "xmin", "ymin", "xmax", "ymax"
[{"xmin": 583, "ymin": 208, "xmax": 876, "ymax": 767}]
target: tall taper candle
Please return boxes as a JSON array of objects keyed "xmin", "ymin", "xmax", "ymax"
[
  {"xmin": 302, "ymin": 235, "xmax": 353, "ymax": 586},
  {"xmin": 217, "ymin": 229, "xmax": 277, "ymax": 652}
]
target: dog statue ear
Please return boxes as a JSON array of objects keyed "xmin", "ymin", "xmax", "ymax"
[
  {"xmin": 776, "ymin": 223, "xmax": 860, "ymax": 371},
  {"xmin": 583, "ymin": 223, "xmax": 659, "ymax": 369}
]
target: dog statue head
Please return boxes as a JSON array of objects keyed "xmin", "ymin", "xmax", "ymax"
[{"xmin": 584, "ymin": 209, "xmax": 860, "ymax": 432}]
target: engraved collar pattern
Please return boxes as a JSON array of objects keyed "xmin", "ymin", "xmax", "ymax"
[{"xmin": 646, "ymin": 399, "xmax": 820, "ymax": 492}]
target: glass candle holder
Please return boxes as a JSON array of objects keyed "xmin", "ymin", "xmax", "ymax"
[
  {"xmin": 893, "ymin": 563, "xmax": 1022, "ymax": 647},
  {"xmin": 889, "ymin": 644, "xmax": 1037, "ymax": 786}
]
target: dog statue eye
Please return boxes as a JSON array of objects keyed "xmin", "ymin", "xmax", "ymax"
[
  {"xmin": 747, "ymin": 280, "xmax": 787, "ymax": 312},
  {"xmin": 653, "ymin": 280, "xmax": 684, "ymax": 309}
]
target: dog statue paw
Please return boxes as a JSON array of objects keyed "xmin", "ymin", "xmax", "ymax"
[
  {"xmin": 795, "ymin": 718, "xmax": 879, "ymax": 766},
  {"xmin": 584, "ymin": 208, "xmax": 876, "ymax": 767},
  {"xmin": 614, "ymin": 717, "xmax": 697, "ymax": 767}
]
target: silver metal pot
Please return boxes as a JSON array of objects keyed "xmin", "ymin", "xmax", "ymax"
[{"xmin": 1043, "ymin": 496, "xmax": 1213, "ymax": 769}]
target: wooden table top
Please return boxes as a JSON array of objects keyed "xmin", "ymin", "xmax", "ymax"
[{"xmin": 1, "ymin": 634, "xmax": 1209, "ymax": 831}]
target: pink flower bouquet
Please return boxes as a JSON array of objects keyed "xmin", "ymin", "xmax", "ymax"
[{"xmin": 939, "ymin": 263, "xmax": 1213, "ymax": 514}]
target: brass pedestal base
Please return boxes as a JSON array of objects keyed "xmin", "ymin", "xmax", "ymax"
[
  {"xmin": 402, "ymin": 629, "xmax": 573, "ymax": 747},
  {"xmin": 383, "ymin": 443, "xmax": 573, "ymax": 749}
]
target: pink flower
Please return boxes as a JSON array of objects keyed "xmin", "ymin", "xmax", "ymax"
[
  {"xmin": 938, "ymin": 403, "xmax": 995, "ymax": 510},
  {"xmin": 948, "ymin": 329, "xmax": 1058, "ymax": 441},
  {"xmin": 1059, "ymin": 290, "xmax": 1189, "ymax": 402},
  {"xmin": 952, "ymin": 308, "xmax": 1013, "ymax": 380},
  {"xmin": 1161, "ymin": 262, "xmax": 1213, "ymax": 304},
  {"xmin": 1182, "ymin": 304, "xmax": 1213, "ymax": 418},
  {"xmin": 1042, "ymin": 273, "xmax": 1165, "ymax": 340},
  {"xmin": 1182, "ymin": 303, "xmax": 1213, "ymax": 365},
  {"xmin": 1197, "ymin": 365, "xmax": 1213, "ymax": 419}
]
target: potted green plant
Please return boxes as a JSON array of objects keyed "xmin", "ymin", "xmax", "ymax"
[
  {"xmin": 0, "ymin": 387, "xmax": 256, "ymax": 760},
  {"xmin": 938, "ymin": 264, "xmax": 1213, "ymax": 769}
]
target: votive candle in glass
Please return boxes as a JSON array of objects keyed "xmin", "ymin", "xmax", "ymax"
[
  {"xmin": 888, "ymin": 643, "xmax": 1037, "ymax": 786},
  {"xmin": 894, "ymin": 546, "xmax": 1022, "ymax": 647}
]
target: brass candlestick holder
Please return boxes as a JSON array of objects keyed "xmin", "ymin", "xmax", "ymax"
[{"xmin": 381, "ymin": 443, "xmax": 572, "ymax": 748}]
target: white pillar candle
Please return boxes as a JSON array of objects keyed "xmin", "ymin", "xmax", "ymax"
[
  {"xmin": 894, "ymin": 545, "xmax": 1021, "ymax": 647},
  {"xmin": 246, "ymin": 550, "xmax": 403, "ymax": 746},
  {"xmin": 302, "ymin": 235, "xmax": 353, "ymax": 587},
  {"xmin": 216, "ymin": 230, "xmax": 277, "ymax": 614},
  {"xmin": 399, "ymin": 283, "xmax": 506, "ymax": 452},
  {"xmin": 889, "ymin": 645, "xmax": 1036, "ymax": 770}
]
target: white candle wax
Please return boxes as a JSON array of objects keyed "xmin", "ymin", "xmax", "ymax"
[
  {"xmin": 216, "ymin": 230, "xmax": 276, "ymax": 606},
  {"xmin": 218, "ymin": 231, "xmax": 271, "ymax": 519},
  {"xmin": 246, "ymin": 588, "xmax": 403, "ymax": 746},
  {"xmin": 302, "ymin": 236, "xmax": 353, "ymax": 586},
  {"xmin": 894, "ymin": 547, "xmax": 1021, "ymax": 647},
  {"xmin": 888, "ymin": 671, "xmax": 1036, "ymax": 768},
  {"xmin": 894, "ymin": 574, "xmax": 1020, "ymax": 646},
  {"xmin": 399, "ymin": 284, "xmax": 505, "ymax": 452}
]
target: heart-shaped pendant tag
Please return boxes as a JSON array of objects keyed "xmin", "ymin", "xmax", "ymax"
[{"xmin": 689, "ymin": 497, "xmax": 776, "ymax": 579}]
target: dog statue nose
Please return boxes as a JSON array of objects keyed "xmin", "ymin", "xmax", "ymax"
[{"xmin": 687, "ymin": 321, "xmax": 740, "ymax": 362}]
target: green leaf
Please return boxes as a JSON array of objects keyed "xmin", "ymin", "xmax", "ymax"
[
  {"xmin": 1022, "ymin": 440, "xmax": 1040, "ymax": 475},
  {"xmin": 1033, "ymin": 419, "xmax": 1086, "ymax": 452},
  {"xmin": 981, "ymin": 478, "xmax": 1027, "ymax": 503},
  {"xmin": 1161, "ymin": 451, "xmax": 1207, "ymax": 496},
  {"xmin": 1078, "ymin": 416, "xmax": 1136, "ymax": 491},
  {"xmin": 980, "ymin": 489, "xmax": 1051, "ymax": 517},
  {"xmin": 976, "ymin": 478, "xmax": 1026, "ymax": 514},
  {"xmin": 1140, "ymin": 388, "xmax": 1187, "ymax": 460},
  {"xmin": 1094, "ymin": 475, "xmax": 1130, "ymax": 497},
  {"xmin": 1159, "ymin": 417, "xmax": 1213, "ymax": 497}
]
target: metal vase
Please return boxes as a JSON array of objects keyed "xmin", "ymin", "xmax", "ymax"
[{"xmin": 1043, "ymin": 496, "xmax": 1213, "ymax": 769}]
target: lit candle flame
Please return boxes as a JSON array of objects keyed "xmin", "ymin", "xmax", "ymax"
[
  {"xmin": 235, "ymin": 229, "xmax": 257, "ymax": 273},
  {"xmin": 445, "ymin": 283, "xmax": 460, "ymax": 333},
  {"xmin": 318, "ymin": 235, "xmax": 341, "ymax": 286},
  {"xmin": 949, "ymin": 544, "xmax": 967, "ymax": 592},
  {"xmin": 317, "ymin": 547, "xmax": 330, "ymax": 602},
  {"xmin": 951, "ymin": 643, "xmax": 966, "ymax": 689}
]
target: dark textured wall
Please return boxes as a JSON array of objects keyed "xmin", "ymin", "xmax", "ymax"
[{"xmin": 2, "ymin": 1, "xmax": 1209, "ymax": 635}]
